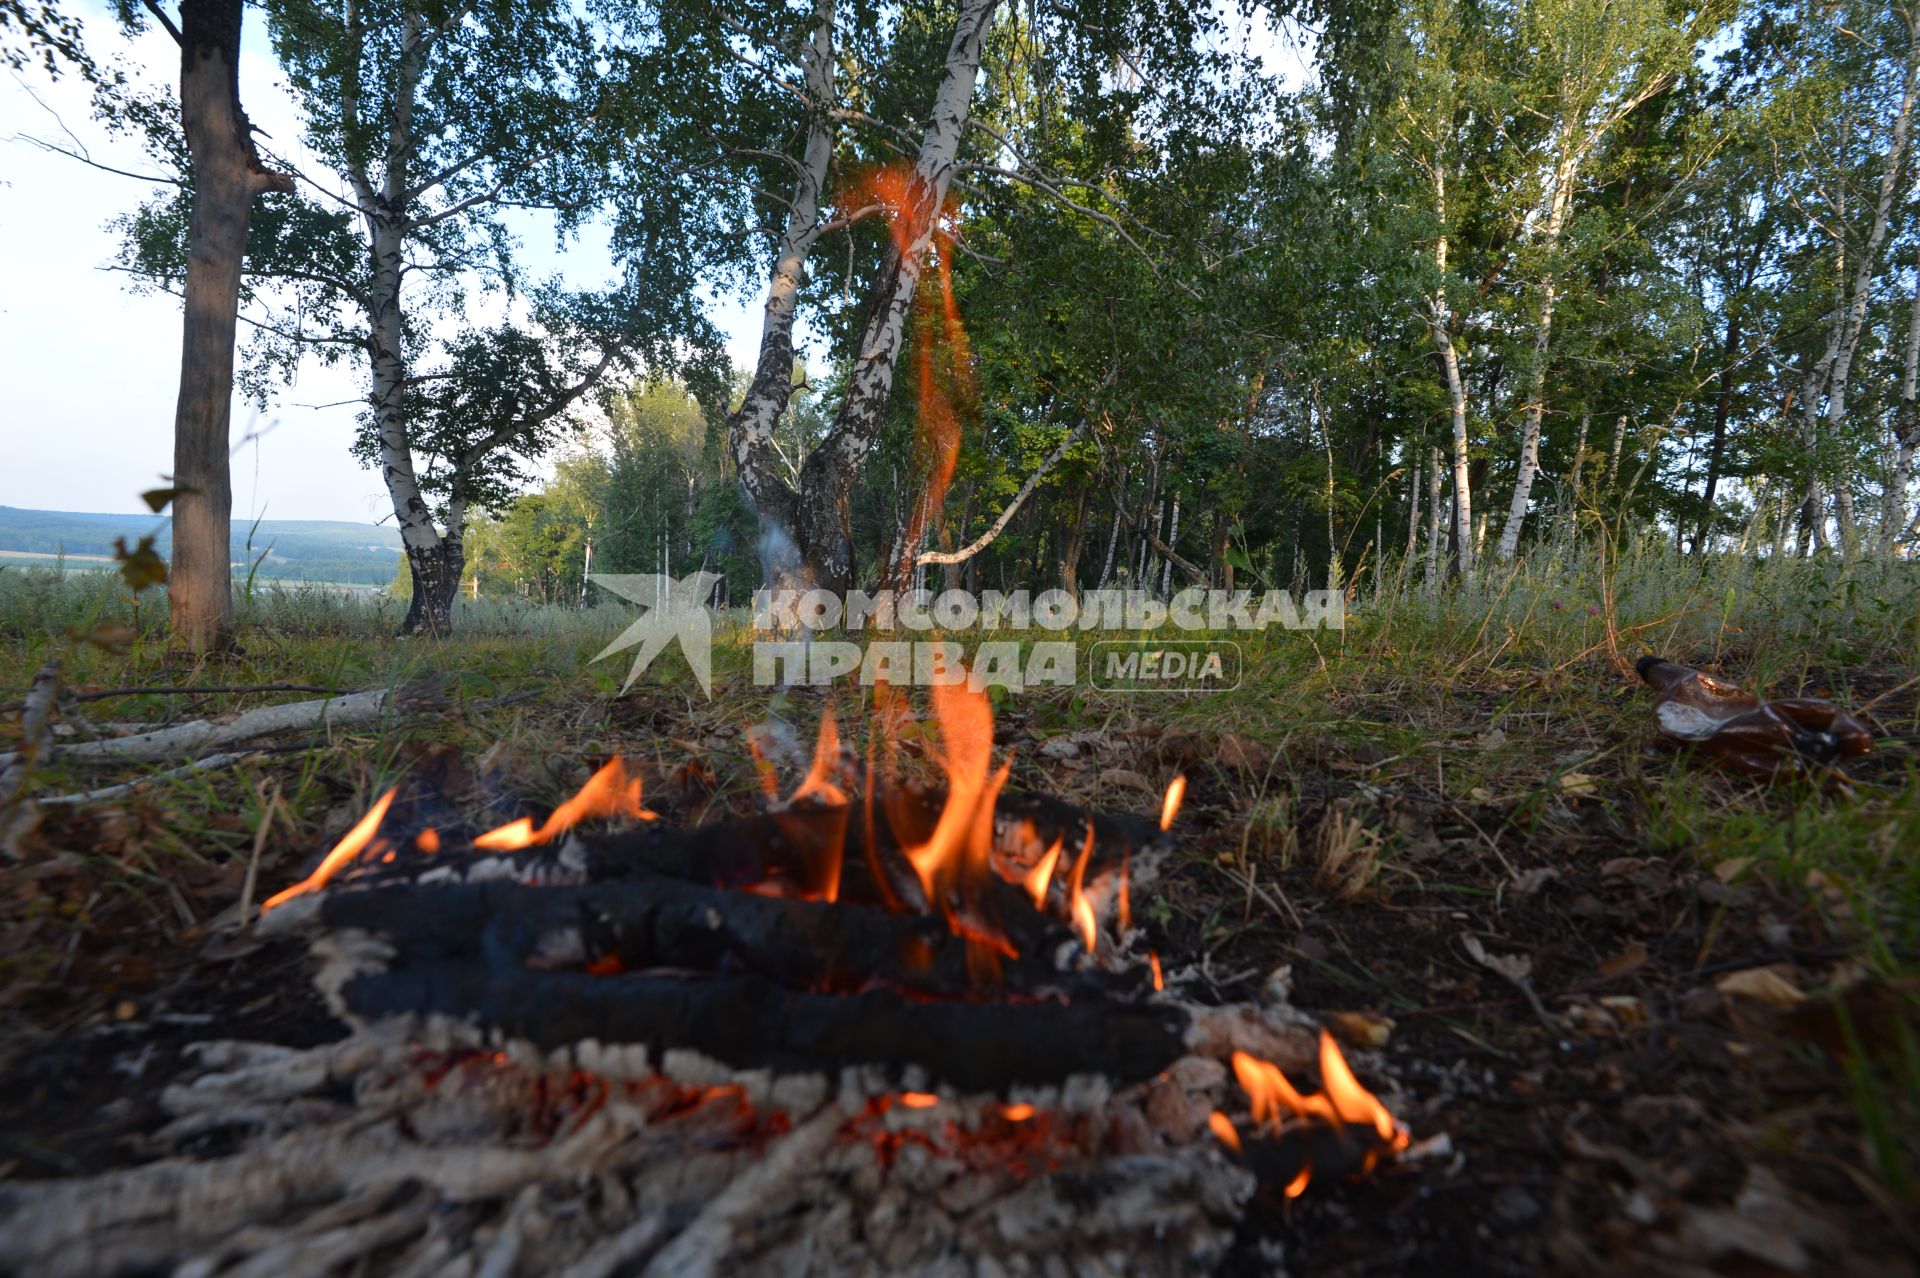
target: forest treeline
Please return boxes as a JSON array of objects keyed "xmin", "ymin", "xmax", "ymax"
[{"xmin": 8, "ymin": 0, "xmax": 1920, "ymax": 634}]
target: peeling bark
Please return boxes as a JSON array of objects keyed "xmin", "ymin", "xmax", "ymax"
[{"xmin": 729, "ymin": 0, "xmax": 1003, "ymax": 592}]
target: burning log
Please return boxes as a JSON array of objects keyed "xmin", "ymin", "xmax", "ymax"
[
  {"xmin": 284, "ymin": 877, "xmax": 1145, "ymax": 1001},
  {"xmin": 334, "ymin": 959, "xmax": 1192, "ymax": 1093}
]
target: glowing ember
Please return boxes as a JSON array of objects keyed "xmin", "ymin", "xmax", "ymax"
[
  {"xmin": 1214, "ymin": 1030, "xmax": 1411, "ymax": 1194},
  {"xmin": 1065, "ymin": 823, "xmax": 1097, "ymax": 953},
  {"xmin": 1000, "ymin": 1103, "xmax": 1036, "ymax": 1122},
  {"xmin": 900, "ymin": 1092, "xmax": 940, "ymax": 1109},
  {"xmin": 1160, "ymin": 774, "xmax": 1186, "ymax": 831},
  {"xmin": 1117, "ymin": 852, "xmax": 1131, "ymax": 932},
  {"xmin": 415, "ymin": 828, "xmax": 441, "ymax": 854},
  {"xmin": 473, "ymin": 757, "xmax": 652, "ymax": 851},
  {"xmin": 260, "ymin": 787, "xmax": 397, "ymax": 912},
  {"xmin": 1024, "ymin": 837, "xmax": 1063, "ymax": 907},
  {"xmin": 1149, "ymin": 952, "xmax": 1164, "ymax": 991}
]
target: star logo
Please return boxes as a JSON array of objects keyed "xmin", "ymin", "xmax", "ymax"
[{"xmin": 589, "ymin": 572, "xmax": 724, "ymax": 697}]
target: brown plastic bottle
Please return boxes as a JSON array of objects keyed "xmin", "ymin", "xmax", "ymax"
[{"xmin": 1636, "ymin": 657, "xmax": 1872, "ymax": 779}]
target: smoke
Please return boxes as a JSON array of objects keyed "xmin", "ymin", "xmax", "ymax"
[{"xmin": 757, "ymin": 515, "xmax": 807, "ymax": 594}]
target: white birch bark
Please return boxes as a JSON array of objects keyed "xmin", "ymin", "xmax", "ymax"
[
  {"xmin": 1800, "ymin": 16, "xmax": 1920, "ymax": 556},
  {"xmin": 1890, "ymin": 265, "xmax": 1920, "ymax": 553},
  {"xmin": 794, "ymin": 0, "xmax": 1002, "ymax": 589},
  {"xmin": 1427, "ymin": 163, "xmax": 1476, "ymax": 585},
  {"xmin": 726, "ymin": 0, "xmax": 837, "ymax": 546}
]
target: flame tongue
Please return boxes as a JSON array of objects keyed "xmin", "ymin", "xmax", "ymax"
[
  {"xmin": 260, "ymin": 787, "xmax": 398, "ymax": 912},
  {"xmin": 474, "ymin": 757, "xmax": 652, "ymax": 851},
  {"xmin": 1217, "ymin": 1030, "xmax": 1411, "ymax": 1195}
]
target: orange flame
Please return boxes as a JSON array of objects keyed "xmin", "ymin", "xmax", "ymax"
[
  {"xmin": 260, "ymin": 787, "xmax": 397, "ymax": 912},
  {"xmin": 790, "ymin": 709, "xmax": 848, "ymax": 807},
  {"xmin": 1218, "ymin": 1031, "xmax": 1411, "ymax": 1193},
  {"xmin": 1117, "ymin": 852, "xmax": 1131, "ymax": 932},
  {"xmin": 900, "ymin": 683, "xmax": 1003, "ymax": 904},
  {"xmin": 1150, "ymin": 951, "xmax": 1164, "ymax": 991},
  {"xmin": 1001, "ymin": 1103, "xmax": 1036, "ymax": 1122},
  {"xmin": 900, "ymin": 1092, "xmax": 939, "ymax": 1109},
  {"xmin": 1024, "ymin": 837, "xmax": 1063, "ymax": 907},
  {"xmin": 473, "ymin": 757, "xmax": 653, "ymax": 851},
  {"xmin": 1066, "ymin": 823, "xmax": 1097, "ymax": 953},
  {"xmin": 415, "ymin": 827, "xmax": 441, "ymax": 854},
  {"xmin": 785, "ymin": 709, "xmax": 850, "ymax": 902},
  {"xmin": 848, "ymin": 163, "xmax": 973, "ymax": 589},
  {"xmin": 1160, "ymin": 775, "xmax": 1186, "ymax": 831},
  {"xmin": 1208, "ymin": 1111, "xmax": 1242, "ymax": 1152}
]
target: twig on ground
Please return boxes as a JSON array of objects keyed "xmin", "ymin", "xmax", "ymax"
[{"xmin": 39, "ymin": 750, "xmax": 283, "ymax": 805}]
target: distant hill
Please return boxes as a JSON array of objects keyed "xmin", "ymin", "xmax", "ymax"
[{"xmin": 0, "ymin": 506, "xmax": 404, "ymax": 587}]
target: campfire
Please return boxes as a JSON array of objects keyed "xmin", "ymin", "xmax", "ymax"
[{"xmin": 1, "ymin": 686, "xmax": 1418, "ymax": 1277}]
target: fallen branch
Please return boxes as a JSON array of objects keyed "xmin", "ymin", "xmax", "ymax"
[
  {"xmin": 21, "ymin": 687, "xmax": 401, "ymax": 765},
  {"xmin": 38, "ymin": 750, "xmax": 280, "ymax": 805},
  {"xmin": 0, "ymin": 660, "xmax": 59, "ymax": 855},
  {"xmin": 0, "ymin": 661, "xmax": 60, "ymax": 804},
  {"xmin": 0, "ymin": 682, "xmax": 344, "ymax": 714}
]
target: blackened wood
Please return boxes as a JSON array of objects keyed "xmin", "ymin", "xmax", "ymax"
[
  {"xmin": 317, "ymin": 878, "xmax": 1140, "ymax": 1000},
  {"xmin": 342, "ymin": 960, "xmax": 1190, "ymax": 1090}
]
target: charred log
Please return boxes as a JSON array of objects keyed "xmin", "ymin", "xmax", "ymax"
[
  {"xmin": 309, "ymin": 878, "xmax": 1145, "ymax": 1000},
  {"xmin": 339, "ymin": 961, "xmax": 1190, "ymax": 1092}
]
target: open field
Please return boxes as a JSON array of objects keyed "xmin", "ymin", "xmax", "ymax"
[{"xmin": 2, "ymin": 547, "xmax": 1915, "ymax": 1273}]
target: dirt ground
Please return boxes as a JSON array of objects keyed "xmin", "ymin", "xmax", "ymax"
[{"xmin": 2, "ymin": 663, "xmax": 1917, "ymax": 1276}]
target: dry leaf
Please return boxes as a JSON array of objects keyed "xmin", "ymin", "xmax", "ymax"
[
  {"xmin": 1598, "ymin": 995, "xmax": 1649, "ymax": 1029},
  {"xmin": 1510, "ymin": 866, "xmax": 1560, "ymax": 897},
  {"xmin": 1324, "ymin": 1010, "xmax": 1395, "ymax": 1048},
  {"xmin": 1713, "ymin": 857, "xmax": 1753, "ymax": 883},
  {"xmin": 1716, "ymin": 966, "xmax": 1806, "ymax": 1008},
  {"xmin": 1557, "ymin": 771, "xmax": 1599, "ymax": 797},
  {"xmin": 1598, "ymin": 940, "xmax": 1648, "ymax": 979},
  {"xmin": 1218, "ymin": 733, "xmax": 1272, "ymax": 773},
  {"xmin": 1097, "ymin": 768, "xmax": 1156, "ymax": 795},
  {"xmin": 1462, "ymin": 934, "xmax": 1532, "ymax": 982}
]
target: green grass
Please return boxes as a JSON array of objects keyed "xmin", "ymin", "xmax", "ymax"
[{"xmin": 2, "ymin": 537, "xmax": 1917, "ymax": 1189}]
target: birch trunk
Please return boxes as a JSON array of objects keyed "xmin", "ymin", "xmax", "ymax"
[
  {"xmin": 168, "ymin": 0, "xmax": 293, "ymax": 652},
  {"xmin": 1426, "ymin": 164, "xmax": 1475, "ymax": 584},
  {"xmin": 726, "ymin": 0, "xmax": 836, "ymax": 571},
  {"xmin": 1495, "ymin": 141, "xmax": 1578, "ymax": 562},
  {"xmin": 1159, "ymin": 497, "xmax": 1179, "ymax": 596},
  {"xmin": 1424, "ymin": 445, "xmax": 1444, "ymax": 594},
  {"xmin": 1801, "ymin": 18, "xmax": 1920, "ymax": 557},
  {"xmin": 1890, "ymin": 266, "xmax": 1920, "ymax": 553},
  {"xmin": 789, "ymin": 0, "xmax": 1002, "ymax": 591}
]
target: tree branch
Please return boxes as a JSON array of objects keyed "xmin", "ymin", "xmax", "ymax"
[{"xmin": 917, "ymin": 422, "xmax": 1086, "ymax": 566}]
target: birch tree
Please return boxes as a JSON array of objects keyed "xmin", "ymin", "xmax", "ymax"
[
  {"xmin": 1491, "ymin": 0, "xmax": 1723, "ymax": 562},
  {"xmin": 1753, "ymin": 0, "xmax": 1920, "ymax": 554},
  {"xmin": 114, "ymin": 0, "xmax": 719, "ymax": 634}
]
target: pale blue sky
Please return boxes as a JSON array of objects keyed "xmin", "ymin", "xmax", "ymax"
[{"xmin": 0, "ymin": 5, "xmax": 766, "ymax": 524}]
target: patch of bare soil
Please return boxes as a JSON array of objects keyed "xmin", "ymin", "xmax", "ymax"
[{"xmin": 0, "ymin": 678, "xmax": 1914, "ymax": 1276}]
